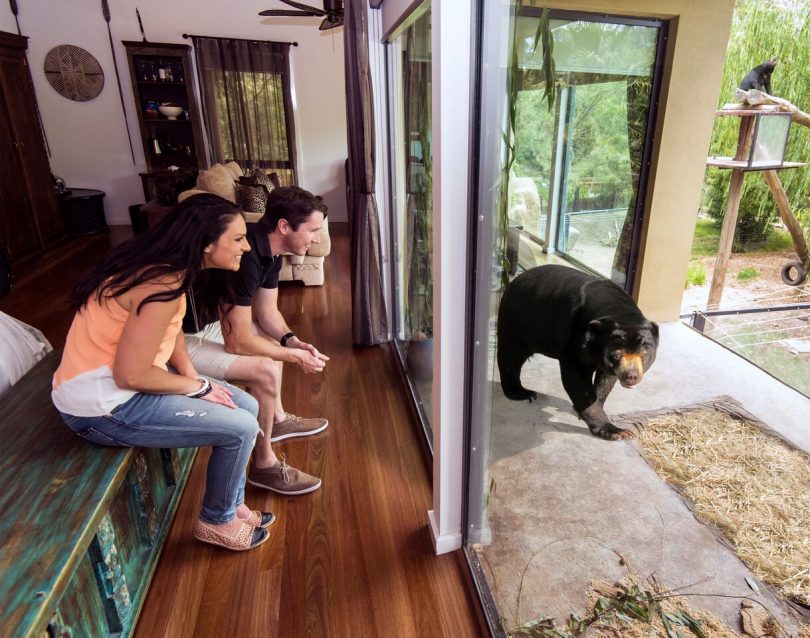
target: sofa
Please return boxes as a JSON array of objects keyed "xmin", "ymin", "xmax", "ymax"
[{"xmin": 178, "ymin": 161, "xmax": 330, "ymax": 286}]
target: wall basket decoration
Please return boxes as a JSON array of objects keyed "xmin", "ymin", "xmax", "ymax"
[{"xmin": 43, "ymin": 45, "xmax": 104, "ymax": 101}]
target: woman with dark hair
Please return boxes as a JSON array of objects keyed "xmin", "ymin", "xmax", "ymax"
[{"xmin": 52, "ymin": 194, "xmax": 272, "ymax": 551}]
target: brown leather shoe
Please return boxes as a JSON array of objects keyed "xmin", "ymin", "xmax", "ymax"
[
  {"xmin": 270, "ymin": 413, "xmax": 329, "ymax": 442},
  {"xmin": 247, "ymin": 454, "xmax": 322, "ymax": 495}
]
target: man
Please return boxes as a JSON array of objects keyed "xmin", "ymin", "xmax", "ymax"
[{"xmin": 184, "ymin": 186, "xmax": 330, "ymax": 495}]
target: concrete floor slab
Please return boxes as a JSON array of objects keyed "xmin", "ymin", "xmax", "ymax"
[{"xmin": 480, "ymin": 321, "xmax": 809, "ymax": 634}]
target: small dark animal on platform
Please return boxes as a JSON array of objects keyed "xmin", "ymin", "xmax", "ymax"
[
  {"xmin": 497, "ymin": 265, "xmax": 659, "ymax": 440},
  {"xmin": 738, "ymin": 57, "xmax": 777, "ymax": 94}
]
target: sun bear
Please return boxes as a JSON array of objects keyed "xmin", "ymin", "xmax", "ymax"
[{"xmin": 497, "ymin": 264, "xmax": 659, "ymax": 440}]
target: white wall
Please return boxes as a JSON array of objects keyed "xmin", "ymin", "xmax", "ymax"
[{"xmin": 0, "ymin": 0, "xmax": 348, "ymax": 224}]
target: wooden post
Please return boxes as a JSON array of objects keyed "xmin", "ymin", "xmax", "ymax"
[
  {"xmin": 762, "ymin": 169, "xmax": 809, "ymax": 264},
  {"xmin": 708, "ymin": 169, "xmax": 746, "ymax": 307},
  {"xmin": 707, "ymin": 115, "xmax": 755, "ymax": 307}
]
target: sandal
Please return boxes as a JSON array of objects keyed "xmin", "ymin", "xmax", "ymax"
[
  {"xmin": 244, "ymin": 510, "xmax": 276, "ymax": 529},
  {"xmin": 193, "ymin": 519, "xmax": 269, "ymax": 551}
]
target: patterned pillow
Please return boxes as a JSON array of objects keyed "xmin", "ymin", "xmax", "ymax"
[
  {"xmin": 234, "ymin": 181, "xmax": 269, "ymax": 214},
  {"xmin": 244, "ymin": 167, "xmax": 276, "ymax": 193}
]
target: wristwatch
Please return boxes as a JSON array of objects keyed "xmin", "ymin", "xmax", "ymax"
[{"xmin": 280, "ymin": 331, "xmax": 296, "ymax": 347}]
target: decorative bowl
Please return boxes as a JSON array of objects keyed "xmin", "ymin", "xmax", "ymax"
[{"xmin": 158, "ymin": 104, "xmax": 184, "ymax": 120}]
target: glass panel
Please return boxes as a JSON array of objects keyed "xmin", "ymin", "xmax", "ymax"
[
  {"xmin": 467, "ymin": 5, "xmax": 663, "ymax": 633},
  {"xmin": 388, "ymin": 5, "xmax": 434, "ymax": 435},
  {"xmin": 750, "ymin": 114, "xmax": 791, "ymax": 168},
  {"xmin": 510, "ymin": 15, "xmax": 658, "ymax": 287}
]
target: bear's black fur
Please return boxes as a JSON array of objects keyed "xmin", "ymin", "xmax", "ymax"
[
  {"xmin": 739, "ymin": 57, "xmax": 777, "ymax": 94},
  {"xmin": 497, "ymin": 264, "xmax": 659, "ymax": 440}
]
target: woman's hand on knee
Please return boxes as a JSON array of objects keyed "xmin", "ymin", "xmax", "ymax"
[{"xmin": 200, "ymin": 381, "xmax": 237, "ymax": 409}]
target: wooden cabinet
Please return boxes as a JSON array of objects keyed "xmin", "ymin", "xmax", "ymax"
[
  {"xmin": 122, "ymin": 41, "xmax": 206, "ymax": 188},
  {"xmin": 0, "ymin": 31, "xmax": 63, "ymax": 265}
]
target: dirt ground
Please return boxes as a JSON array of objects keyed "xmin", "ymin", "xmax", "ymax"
[{"xmin": 682, "ymin": 249, "xmax": 809, "ymax": 311}]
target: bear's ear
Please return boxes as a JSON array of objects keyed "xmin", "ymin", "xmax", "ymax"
[
  {"xmin": 588, "ymin": 318, "xmax": 615, "ymax": 334},
  {"xmin": 585, "ymin": 318, "xmax": 615, "ymax": 348}
]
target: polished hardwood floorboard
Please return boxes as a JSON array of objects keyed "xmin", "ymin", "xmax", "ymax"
[{"xmin": 2, "ymin": 224, "xmax": 487, "ymax": 637}]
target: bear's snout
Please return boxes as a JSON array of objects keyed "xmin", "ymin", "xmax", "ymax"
[{"xmin": 617, "ymin": 353, "xmax": 644, "ymax": 388}]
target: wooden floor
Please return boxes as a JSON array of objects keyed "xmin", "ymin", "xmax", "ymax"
[{"xmin": 1, "ymin": 224, "xmax": 488, "ymax": 638}]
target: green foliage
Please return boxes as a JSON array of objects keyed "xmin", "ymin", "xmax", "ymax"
[
  {"xmin": 685, "ymin": 261, "xmax": 706, "ymax": 287},
  {"xmin": 736, "ymin": 266, "xmax": 760, "ymax": 281},
  {"xmin": 703, "ymin": 0, "xmax": 810, "ymax": 250},
  {"xmin": 765, "ymin": 229, "xmax": 793, "ymax": 251}
]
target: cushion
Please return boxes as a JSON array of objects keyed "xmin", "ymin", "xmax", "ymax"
[
  {"xmin": 0, "ymin": 311, "xmax": 53, "ymax": 394},
  {"xmin": 244, "ymin": 167, "xmax": 276, "ymax": 194},
  {"xmin": 223, "ymin": 161, "xmax": 244, "ymax": 180},
  {"xmin": 234, "ymin": 181, "xmax": 269, "ymax": 214},
  {"xmin": 177, "ymin": 188, "xmax": 209, "ymax": 203},
  {"xmin": 196, "ymin": 163, "xmax": 236, "ymax": 202}
]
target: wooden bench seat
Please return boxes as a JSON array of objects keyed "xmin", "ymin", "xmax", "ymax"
[{"xmin": 0, "ymin": 351, "xmax": 196, "ymax": 637}]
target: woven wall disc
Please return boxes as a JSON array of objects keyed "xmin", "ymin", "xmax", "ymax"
[{"xmin": 44, "ymin": 45, "xmax": 104, "ymax": 102}]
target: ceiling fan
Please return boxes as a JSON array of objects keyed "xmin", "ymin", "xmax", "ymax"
[{"xmin": 259, "ymin": 0, "xmax": 344, "ymax": 31}]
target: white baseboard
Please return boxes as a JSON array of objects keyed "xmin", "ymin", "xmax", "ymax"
[{"xmin": 428, "ymin": 509, "xmax": 463, "ymax": 555}]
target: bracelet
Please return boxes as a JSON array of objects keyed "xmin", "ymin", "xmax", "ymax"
[
  {"xmin": 280, "ymin": 331, "xmax": 296, "ymax": 347},
  {"xmin": 186, "ymin": 376, "xmax": 213, "ymax": 398}
]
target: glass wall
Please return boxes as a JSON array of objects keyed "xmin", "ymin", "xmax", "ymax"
[
  {"xmin": 466, "ymin": 4, "xmax": 664, "ymax": 634},
  {"xmin": 387, "ymin": 4, "xmax": 434, "ymax": 440},
  {"xmin": 507, "ymin": 11, "xmax": 660, "ymax": 288}
]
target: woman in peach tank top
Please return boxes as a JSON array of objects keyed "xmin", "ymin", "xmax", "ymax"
[{"xmin": 52, "ymin": 194, "xmax": 272, "ymax": 551}]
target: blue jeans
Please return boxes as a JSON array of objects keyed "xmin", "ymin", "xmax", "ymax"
[{"xmin": 59, "ymin": 378, "xmax": 260, "ymax": 524}]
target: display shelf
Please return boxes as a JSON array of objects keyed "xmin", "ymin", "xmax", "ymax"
[{"xmin": 122, "ymin": 41, "xmax": 206, "ymax": 195}]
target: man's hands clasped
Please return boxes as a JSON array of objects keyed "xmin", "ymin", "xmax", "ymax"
[{"xmin": 289, "ymin": 337, "xmax": 329, "ymax": 374}]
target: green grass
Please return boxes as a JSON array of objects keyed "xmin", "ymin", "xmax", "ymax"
[
  {"xmin": 691, "ymin": 219, "xmax": 720, "ymax": 256},
  {"xmin": 692, "ymin": 219, "xmax": 804, "ymax": 258},
  {"xmin": 685, "ymin": 261, "xmax": 706, "ymax": 288},
  {"xmin": 736, "ymin": 267, "xmax": 759, "ymax": 282},
  {"xmin": 765, "ymin": 230, "xmax": 794, "ymax": 252}
]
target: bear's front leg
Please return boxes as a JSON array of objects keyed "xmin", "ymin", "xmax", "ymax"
[
  {"xmin": 560, "ymin": 361, "xmax": 634, "ymax": 440},
  {"xmin": 579, "ymin": 404, "xmax": 634, "ymax": 440}
]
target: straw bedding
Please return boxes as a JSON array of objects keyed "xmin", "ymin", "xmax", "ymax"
[{"xmin": 635, "ymin": 408, "xmax": 810, "ymax": 608}]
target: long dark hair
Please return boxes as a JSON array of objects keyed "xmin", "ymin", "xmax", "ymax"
[{"xmin": 70, "ymin": 194, "xmax": 242, "ymax": 313}]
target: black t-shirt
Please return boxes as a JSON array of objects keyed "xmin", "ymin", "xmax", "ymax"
[{"xmin": 183, "ymin": 223, "xmax": 281, "ymax": 333}]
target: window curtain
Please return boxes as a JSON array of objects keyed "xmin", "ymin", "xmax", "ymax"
[
  {"xmin": 344, "ymin": 0, "xmax": 389, "ymax": 345},
  {"xmin": 192, "ymin": 36, "xmax": 297, "ymax": 184}
]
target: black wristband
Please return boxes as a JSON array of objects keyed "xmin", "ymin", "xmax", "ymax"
[{"xmin": 280, "ymin": 331, "xmax": 296, "ymax": 347}]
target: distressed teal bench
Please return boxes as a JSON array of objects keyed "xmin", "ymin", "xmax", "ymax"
[{"xmin": 0, "ymin": 351, "xmax": 196, "ymax": 637}]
